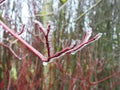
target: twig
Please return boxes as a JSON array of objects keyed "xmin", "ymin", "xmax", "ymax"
[
  {"xmin": 18, "ymin": 25, "xmax": 25, "ymax": 35},
  {"xmin": 45, "ymin": 24, "xmax": 51, "ymax": 57}
]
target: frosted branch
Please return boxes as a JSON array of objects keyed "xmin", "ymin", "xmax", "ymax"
[
  {"xmin": 0, "ymin": 21, "xmax": 47, "ymax": 62},
  {"xmin": 0, "ymin": 20, "xmax": 102, "ymax": 64},
  {"xmin": 81, "ymin": 28, "xmax": 92, "ymax": 43}
]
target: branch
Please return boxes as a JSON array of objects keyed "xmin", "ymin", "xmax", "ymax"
[
  {"xmin": 68, "ymin": 33, "xmax": 102, "ymax": 54},
  {"xmin": 0, "ymin": 21, "xmax": 47, "ymax": 62},
  {"xmin": 34, "ymin": 20, "xmax": 102, "ymax": 65},
  {"xmin": 43, "ymin": 31, "xmax": 102, "ymax": 65},
  {"xmin": 45, "ymin": 24, "xmax": 51, "ymax": 57},
  {"xmin": 0, "ymin": 0, "xmax": 5, "ymax": 4},
  {"xmin": 0, "ymin": 20, "xmax": 102, "ymax": 64},
  {"xmin": 49, "ymin": 43, "xmax": 77, "ymax": 60}
]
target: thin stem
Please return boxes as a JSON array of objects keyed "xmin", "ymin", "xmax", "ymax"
[
  {"xmin": 45, "ymin": 24, "xmax": 51, "ymax": 57},
  {"xmin": 49, "ymin": 43, "xmax": 77, "ymax": 60},
  {"xmin": 68, "ymin": 33, "xmax": 102, "ymax": 53},
  {"xmin": 18, "ymin": 25, "xmax": 25, "ymax": 35}
]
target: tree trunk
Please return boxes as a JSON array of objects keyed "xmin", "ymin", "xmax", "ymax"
[{"xmin": 41, "ymin": 0, "xmax": 55, "ymax": 90}]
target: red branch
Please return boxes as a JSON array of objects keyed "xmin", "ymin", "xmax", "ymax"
[
  {"xmin": 0, "ymin": 0, "xmax": 5, "ymax": 4},
  {"xmin": 68, "ymin": 33, "xmax": 102, "ymax": 53},
  {"xmin": 45, "ymin": 24, "xmax": 51, "ymax": 57},
  {"xmin": 0, "ymin": 21, "xmax": 47, "ymax": 61},
  {"xmin": 0, "ymin": 20, "xmax": 102, "ymax": 63}
]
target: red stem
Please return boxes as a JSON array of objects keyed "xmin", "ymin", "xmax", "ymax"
[
  {"xmin": 45, "ymin": 24, "xmax": 51, "ymax": 57},
  {"xmin": 18, "ymin": 25, "xmax": 25, "ymax": 35},
  {"xmin": 49, "ymin": 43, "xmax": 76, "ymax": 60}
]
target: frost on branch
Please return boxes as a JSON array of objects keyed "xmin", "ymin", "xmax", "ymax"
[
  {"xmin": 0, "ymin": 20, "xmax": 102, "ymax": 65},
  {"xmin": 82, "ymin": 27, "xmax": 92, "ymax": 43}
]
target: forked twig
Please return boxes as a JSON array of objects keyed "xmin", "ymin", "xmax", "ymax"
[{"xmin": 0, "ymin": 20, "xmax": 102, "ymax": 64}]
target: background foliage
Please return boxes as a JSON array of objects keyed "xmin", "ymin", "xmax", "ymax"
[{"xmin": 0, "ymin": 0, "xmax": 120, "ymax": 90}]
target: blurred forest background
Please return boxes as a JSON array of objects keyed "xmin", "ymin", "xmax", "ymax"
[{"xmin": 0, "ymin": 0, "xmax": 120, "ymax": 90}]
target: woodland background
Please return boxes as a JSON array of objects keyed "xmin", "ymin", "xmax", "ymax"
[{"xmin": 0, "ymin": 0, "xmax": 120, "ymax": 90}]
